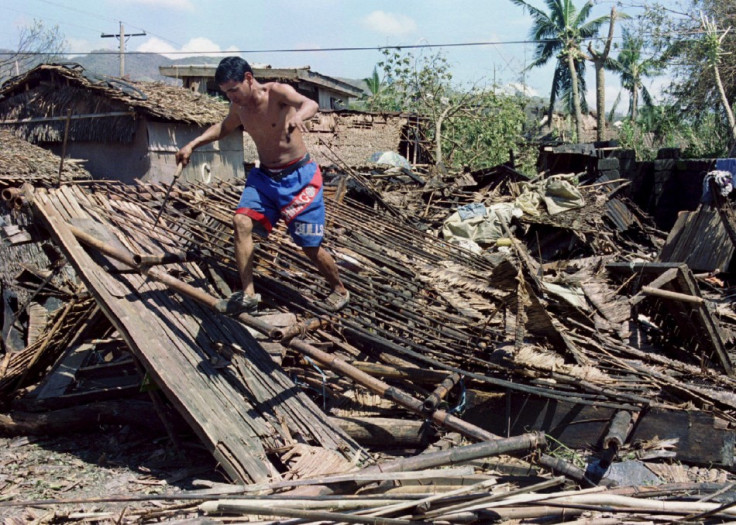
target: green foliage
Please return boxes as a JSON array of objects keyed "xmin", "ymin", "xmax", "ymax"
[
  {"xmin": 632, "ymin": 1, "xmax": 736, "ymax": 142},
  {"xmin": 361, "ymin": 48, "xmax": 529, "ymax": 172},
  {"xmin": 509, "ymin": 0, "xmax": 610, "ymax": 122},
  {"xmin": 609, "ymin": 28, "xmax": 660, "ymax": 120},
  {"xmin": 444, "ymin": 91, "xmax": 527, "ymax": 169},
  {"xmin": 615, "ymin": 104, "xmax": 729, "ymax": 160}
]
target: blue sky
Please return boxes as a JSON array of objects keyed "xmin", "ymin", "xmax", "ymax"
[{"xmin": 2, "ymin": 0, "xmax": 660, "ymax": 112}]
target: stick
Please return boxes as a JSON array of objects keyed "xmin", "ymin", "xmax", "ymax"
[{"xmin": 152, "ymin": 162, "xmax": 183, "ymax": 229}]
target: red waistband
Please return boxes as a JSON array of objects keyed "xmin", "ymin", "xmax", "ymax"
[{"xmin": 263, "ymin": 153, "xmax": 309, "ymax": 172}]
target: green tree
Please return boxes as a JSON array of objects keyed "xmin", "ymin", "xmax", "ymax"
[
  {"xmin": 364, "ymin": 48, "xmax": 527, "ymax": 171},
  {"xmin": 632, "ymin": 0, "xmax": 736, "ymax": 155},
  {"xmin": 697, "ymin": 14, "xmax": 735, "ymax": 149},
  {"xmin": 510, "ymin": 0, "xmax": 610, "ymax": 141},
  {"xmin": 0, "ymin": 20, "xmax": 66, "ymax": 82},
  {"xmin": 610, "ymin": 28, "xmax": 660, "ymax": 121},
  {"xmin": 364, "ymin": 66, "xmax": 383, "ymax": 97}
]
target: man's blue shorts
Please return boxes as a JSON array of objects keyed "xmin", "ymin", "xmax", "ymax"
[{"xmin": 236, "ymin": 157, "xmax": 325, "ymax": 248}]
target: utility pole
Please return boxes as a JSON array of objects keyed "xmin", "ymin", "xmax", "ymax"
[{"xmin": 101, "ymin": 22, "xmax": 146, "ymax": 78}]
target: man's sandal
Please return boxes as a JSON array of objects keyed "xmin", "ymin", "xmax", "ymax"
[
  {"xmin": 215, "ymin": 291, "xmax": 260, "ymax": 316},
  {"xmin": 324, "ymin": 289, "xmax": 350, "ymax": 312}
]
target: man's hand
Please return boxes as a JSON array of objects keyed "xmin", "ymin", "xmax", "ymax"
[
  {"xmin": 175, "ymin": 145, "xmax": 194, "ymax": 167},
  {"xmin": 285, "ymin": 115, "xmax": 309, "ymax": 135}
]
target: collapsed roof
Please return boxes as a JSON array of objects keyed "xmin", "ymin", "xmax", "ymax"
[{"xmin": 2, "ymin": 138, "xmax": 736, "ymax": 521}]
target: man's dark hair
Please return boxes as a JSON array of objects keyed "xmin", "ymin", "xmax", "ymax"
[{"xmin": 215, "ymin": 56, "xmax": 253, "ymax": 85}]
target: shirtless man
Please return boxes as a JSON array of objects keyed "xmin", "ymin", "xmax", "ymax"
[{"xmin": 176, "ymin": 56, "xmax": 349, "ymax": 314}]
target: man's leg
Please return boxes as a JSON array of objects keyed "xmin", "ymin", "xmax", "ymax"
[
  {"xmin": 302, "ymin": 246, "xmax": 349, "ymax": 311},
  {"xmin": 233, "ymin": 213, "xmax": 256, "ymax": 296},
  {"xmin": 215, "ymin": 213, "xmax": 261, "ymax": 315}
]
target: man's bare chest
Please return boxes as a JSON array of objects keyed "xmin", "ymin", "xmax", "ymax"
[{"xmin": 236, "ymin": 104, "xmax": 286, "ymax": 133}]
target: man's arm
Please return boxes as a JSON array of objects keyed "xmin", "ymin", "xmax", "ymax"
[
  {"xmin": 176, "ymin": 109, "xmax": 241, "ymax": 166},
  {"xmin": 272, "ymin": 83, "xmax": 319, "ymax": 134}
]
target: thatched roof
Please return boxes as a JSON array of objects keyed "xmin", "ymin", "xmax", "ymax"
[
  {"xmin": 0, "ymin": 63, "xmax": 229, "ymax": 126},
  {"xmin": 0, "ymin": 64, "xmax": 229, "ymax": 144},
  {"xmin": 0, "ymin": 129, "xmax": 92, "ymax": 184}
]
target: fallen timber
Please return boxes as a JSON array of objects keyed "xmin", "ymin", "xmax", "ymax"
[
  {"xmin": 57, "ymin": 208, "xmax": 502, "ymax": 444},
  {"xmin": 6, "ymin": 178, "xmax": 736, "ymax": 469},
  {"xmin": 3, "ymin": 150, "xmax": 736, "ymax": 523},
  {"xmin": 26, "ymin": 184, "xmax": 371, "ymax": 484}
]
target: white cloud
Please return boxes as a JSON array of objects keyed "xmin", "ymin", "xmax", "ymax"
[
  {"xmin": 118, "ymin": 0, "xmax": 195, "ymax": 10},
  {"xmin": 67, "ymin": 37, "xmax": 98, "ymax": 55},
  {"xmin": 135, "ymin": 36, "xmax": 178, "ymax": 56},
  {"xmin": 361, "ymin": 11, "xmax": 417, "ymax": 37},
  {"xmin": 181, "ymin": 37, "xmax": 226, "ymax": 55},
  {"xmin": 506, "ymin": 82, "xmax": 538, "ymax": 97},
  {"xmin": 135, "ymin": 36, "xmax": 234, "ymax": 59}
]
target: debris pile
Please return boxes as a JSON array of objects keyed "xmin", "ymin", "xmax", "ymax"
[{"xmin": 2, "ymin": 136, "xmax": 736, "ymax": 523}]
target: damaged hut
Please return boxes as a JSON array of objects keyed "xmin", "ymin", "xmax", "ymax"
[{"xmin": 0, "ymin": 63, "xmax": 237, "ymax": 185}]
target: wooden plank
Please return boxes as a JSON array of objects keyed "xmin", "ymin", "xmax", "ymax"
[
  {"xmin": 659, "ymin": 205, "xmax": 734, "ymax": 271},
  {"xmin": 30, "ymin": 185, "xmax": 369, "ymax": 483},
  {"xmin": 31, "ymin": 189, "xmax": 277, "ymax": 484},
  {"xmin": 611, "ymin": 262, "xmax": 733, "ymax": 375}
]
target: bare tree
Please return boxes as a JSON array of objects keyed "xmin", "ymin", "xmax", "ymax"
[
  {"xmin": 582, "ymin": 7, "xmax": 629, "ymax": 141},
  {"xmin": 700, "ymin": 14, "xmax": 736, "ymax": 150},
  {"xmin": 0, "ymin": 20, "xmax": 66, "ymax": 82}
]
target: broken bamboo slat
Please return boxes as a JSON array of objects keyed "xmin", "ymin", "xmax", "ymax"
[
  {"xmin": 288, "ymin": 338, "xmax": 500, "ymax": 442},
  {"xmin": 422, "ymin": 475, "xmax": 566, "ymax": 519},
  {"xmin": 357, "ymin": 478, "xmax": 499, "ymax": 518},
  {"xmin": 199, "ymin": 500, "xmax": 429, "ymax": 524}
]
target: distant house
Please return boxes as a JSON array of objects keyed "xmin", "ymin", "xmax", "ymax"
[
  {"xmin": 159, "ymin": 64, "xmax": 365, "ymax": 111},
  {"xmin": 0, "ymin": 63, "xmax": 242, "ymax": 185},
  {"xmin": 286, "ymin": 110, "xmax": 430, "ymax": 168}
]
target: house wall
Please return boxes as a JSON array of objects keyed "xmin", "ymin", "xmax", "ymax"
[
  {"xmin": 51, "ymin": 119, "xmax": 150, "ymax": 184},
  {"xmin": 317, "ymin": 88, "xmax": 349, "ymax": 110},
  {"xmin": 50, "ymin": 120, "xmax": 244, "ymax": 185},
  {"xmin": 145, "ymin": 122, "xmax": 244, "ymax": 185},
  {"xmin": 241, "ymin": 112, "xmax": 410, "ymax": 168}
]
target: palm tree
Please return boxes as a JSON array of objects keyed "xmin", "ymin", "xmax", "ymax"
[
  {"xmin": 511, "ymin": 0, "xmax": 610, "ymax": 141},
  {"xmin": 364, "ymin": 66, "xmax": 383, "ymax": 97},
  {"xmin": 610, "ymin": 28, "xmax": 659, "ymax": 121}
]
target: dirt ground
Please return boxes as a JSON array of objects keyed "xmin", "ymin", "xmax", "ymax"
[{"xmin": 0, "ymin": 424, "xmax": 225, "ymax": 523}]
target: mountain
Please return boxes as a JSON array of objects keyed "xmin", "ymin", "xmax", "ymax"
[
  {"xmin": 1, "ymin": 50, "xmax": 369, "ymax": 95},
  {"xmin": 72, "ymin": 50, "xmax": 209, "ymax": 84}
]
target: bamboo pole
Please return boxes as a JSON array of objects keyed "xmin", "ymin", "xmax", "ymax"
[
  {"xmin": 288, "ymin": 338, "xmax": 500, "ymax": 442},
  {"xmin": 358, "ymin": 478, "xmax": 499, "ymax": 518},
  {"xmin": 640, "ymin": 286, "xmax": 704, "ymax": 304},
  {"xmin": 65, "ymin": 219, "xmax": 505, "ymax": 443},
  {"xmin": 199, "ymin": 500, "xmax": 429, "ymax": 524},
  {"xmin": 66, "ymin": 223, "xmax": 280, "ymax": 339},
  {"xmin": 423, "ymin": 475, "xmax": 565, "ymax": 519},
  {"xmin": 358, "ymin": 432, "xmax": 546, "ymax": 476}
]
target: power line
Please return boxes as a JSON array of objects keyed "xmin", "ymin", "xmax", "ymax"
[
  {"xmin": 0, "ymin": 28, "xmax": 725, "ymax": 57},
  {"xmin": 101, "ymin": 22, "xmax": 146, "ymax": 77}
]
